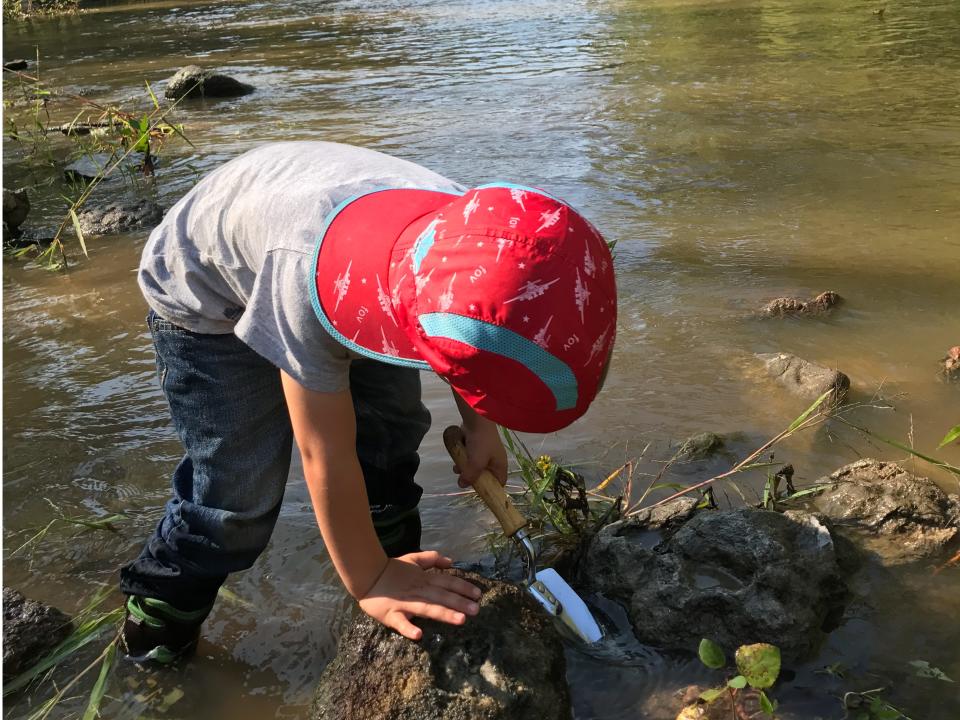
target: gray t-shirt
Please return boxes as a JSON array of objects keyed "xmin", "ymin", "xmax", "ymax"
[{"xmin": 139, "ymin": 141, "xmax": 464, "ymax": 392}]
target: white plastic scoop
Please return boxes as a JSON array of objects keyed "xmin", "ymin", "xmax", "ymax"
[{"xmin": 443, "ymin": 426, "xmax": 603, "ymax": 644}]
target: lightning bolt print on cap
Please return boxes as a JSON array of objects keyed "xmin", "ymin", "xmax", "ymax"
[{"xmin": 311, "ymin": 184, "xmax": 617, "ymax": 432}]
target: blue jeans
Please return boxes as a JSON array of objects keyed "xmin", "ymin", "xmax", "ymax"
[{"xmin": 120, "ymin": 310, "xmax": 430, "ymax": 611}]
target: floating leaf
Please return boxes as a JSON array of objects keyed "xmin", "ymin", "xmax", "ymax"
[
  {"xmin": 727, "ymin": 675, "xmax": 747, "ymax": 689},
  {"xmin": 908, "ymin": 659, "xmax": 954, "ymax": 682},
  {"xmin": 735, "ymin": 643, "xmax": 781, "ymax": 689},
  {"xmin": 160, "ymin": 687, "xmax": 185, "ymax": 710},
  {"xmin": 699, "ymin": 686, "xmax": 726, "ymax": 703},
  {"xmin": 698, "ymin": 638, "xmax": 726, "ymax": 669}
]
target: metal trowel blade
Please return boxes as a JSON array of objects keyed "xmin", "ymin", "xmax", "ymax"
[{"xmin": 529, "ymin": 568, "xmax": 603, "ymax": 644}]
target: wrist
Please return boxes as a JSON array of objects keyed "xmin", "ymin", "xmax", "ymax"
[{"xmin": 348, "ymin": 553, "xmax": 391, "ymax": 600}]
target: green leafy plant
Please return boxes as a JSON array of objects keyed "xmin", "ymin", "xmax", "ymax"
[
  {"xmin": 695, "ymin": 639, "xmax": 781, "ymax": 718},
  {"xmin": 4, "ymin": 64, "xmax": 192, "ymax": 269},
  {"xmin": 489, "ymin": 429, "xmax": 621, "ymax": 563}
]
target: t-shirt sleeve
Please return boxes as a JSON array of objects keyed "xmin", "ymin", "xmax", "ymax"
[{"xmin": 234, "ymin": 248, "xmax": 351, "ymax": 392}]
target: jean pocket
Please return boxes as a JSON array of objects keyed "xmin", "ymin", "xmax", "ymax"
[{"xmin": 149, "ymin": 310, "xmax": 191, "ymax": 335}]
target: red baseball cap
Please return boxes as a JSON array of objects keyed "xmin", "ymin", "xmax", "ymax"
[{"xmin": 310, "ymin": 184, "xmax": 617, "ymax": 433}]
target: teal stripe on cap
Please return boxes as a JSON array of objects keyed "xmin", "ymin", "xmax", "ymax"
[{"xmin": 418, "ymin": 312, "xmax": 578, "ymax": 411}]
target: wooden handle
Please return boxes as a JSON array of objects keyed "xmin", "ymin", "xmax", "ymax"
[{"xmin": 443, "ymin": 425, "xmax": 527, "ymax": 538}]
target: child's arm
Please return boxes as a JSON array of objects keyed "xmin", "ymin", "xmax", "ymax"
[
  {"xmin": 451, "ymin": 390, "xmax": 509, "ymax": 487},
  {"xmin": 281, "ymin": 371, "xmax": 481, "ymax": 640}
]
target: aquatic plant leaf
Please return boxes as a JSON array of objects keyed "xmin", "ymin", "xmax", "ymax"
[
  {"xmin": 699, "ymin": 686, "xmax": 726, "ymax": 703},
  {"xmin": 758, "ymin": 690, "xmax": 776, "ymax": 716},
  {"xmin": 908, "ymin": 659, "xmax": 954, "ymax": 682},
  {"xmin": 698, "ymin": 638, "xmax": 726, "ymax": 669},
  {"xmin": 735, "ymin": 643, "xmax": 781, "ymax": 689},
  {"xmin": 727, "ymin": 675, "xmax": 747, "ymax": 689},
  {"xmin": 938, "ymin": 425, "xmax": 960, "ymax": 449},
  {"xmin": 81, "ymin": 641, "xmax": 116, "ymax": 720}
]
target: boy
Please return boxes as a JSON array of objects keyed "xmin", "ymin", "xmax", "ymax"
[{"xmin": 120, "ymin": 141, "xmax": 617, "ymax": 663}]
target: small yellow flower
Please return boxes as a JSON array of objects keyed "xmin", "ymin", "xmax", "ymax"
[{"xmin": 535, "ymin": 455, "xmax": 553, "ymax": 475}]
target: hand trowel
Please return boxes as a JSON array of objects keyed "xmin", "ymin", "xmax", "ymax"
[{"xmin": 443, "ymin": 425, "xmax": 603, "ymax": 644}]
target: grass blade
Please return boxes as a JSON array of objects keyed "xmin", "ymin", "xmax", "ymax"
[
  {"xmin": 68, "ymin": 208, "xmax": 88, "ymax": 257},
  {"xmin": 81, "ymin": 640, "xmax": 116, "ymax": 720},
  {"xmin": 3, "ymin": 608, "xmax": 122, "ymax": 696},
  {"xmin": 787, "ymin": 389, "xmax": 833, "ymax": 432},
  {"xmin": 144, "ymin": 80, "xmax": 160, "ymax": 110}
]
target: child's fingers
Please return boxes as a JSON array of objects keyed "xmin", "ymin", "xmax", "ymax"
[
  {"xmin": 429, "ymin": 572, "xmax": 482, "ymax": 600},
  {"xmin": 417, "ymin": 585, "xmax": 479, "ymax": 617},
  {"xmin": 400, "ymin": 600, "xmax": 467, "ymax": 626},
  {"xmin": 388, "ymin": 611, "xmax": 424, "ymax": 641}
]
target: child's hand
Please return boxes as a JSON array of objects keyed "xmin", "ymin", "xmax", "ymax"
[
  {"xmin": 454, "ymin": 420, "xmax": 508, "ymax": 488},
  {"xmin": 358, "ymin": 551, "xmax": 482, "ymax": 640}
]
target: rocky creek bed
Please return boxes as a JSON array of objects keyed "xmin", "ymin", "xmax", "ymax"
[
  {"xmin": 299, "ymin": 460, "xmax": 959, "ymax": 719},
  {"xmin": 4, "ymin": 458, "xmax": 957, "ymax": 719}
]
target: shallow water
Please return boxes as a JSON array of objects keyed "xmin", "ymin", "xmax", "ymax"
[{"xmin": 3, "ymin": 0, "xmax": 959, "ymax": 718}]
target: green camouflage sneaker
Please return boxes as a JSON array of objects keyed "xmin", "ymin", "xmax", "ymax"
[{"xmin": 121, "ymin": 596, "xmax": 211, "ymax": 665}]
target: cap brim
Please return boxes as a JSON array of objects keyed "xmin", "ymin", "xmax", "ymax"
[{"xmin": 311, "ymin": 187, "xmax": 461, "ymax": 369}]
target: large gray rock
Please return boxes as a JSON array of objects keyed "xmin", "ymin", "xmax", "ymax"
[
  {"xmin": 76, "ymin": 199, "xmax": 164, "ymax": 236},
  {"xmin": 812, "ymin": 459, "xmax": 960, "ymax": 564},
  {"xmin": 3, "ymin": 588, "xmax": 72, "ymax": 678},
  {"xmin": 164, "ymin": 65, "xmax": 254, "ymax": 99},
  {"xmin": 579, "ymin": 508, "xmax": 848, "ymax": 661},
  {"xmin": 757, "ymin": 352, "xmax": 850, "ymax": 405},
  {"xmin": 311, "ymin": 571, "xmax": 571, "ymax": 720}
]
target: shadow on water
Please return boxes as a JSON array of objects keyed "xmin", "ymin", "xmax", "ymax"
[{"xmin": 3, "ymin": 0, "xmax": 959, "ymax": 718}]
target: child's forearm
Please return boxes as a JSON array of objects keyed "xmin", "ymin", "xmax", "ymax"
[{"xmin": 303, "ymin": 456, "xmax": 389, "ymax": 599}]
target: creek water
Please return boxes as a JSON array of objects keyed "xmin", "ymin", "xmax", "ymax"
[{"xmin": 3, "ymin": 0, "xmax": 959, "ymax": 718}]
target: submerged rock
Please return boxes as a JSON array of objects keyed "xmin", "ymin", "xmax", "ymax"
[
  {"xmin": 3, "ymin": 59, "xmax": 29, "ymax": 72},
  {"xmin": 164, "ymin": 65, "xmax": 254, "ymax": 99},
  {"xmin": 311, "ymin": 570, "xmax": 570, "ymax": 720},
  {"xmin": 3, "ymin": 188, "xmax": 30, "ymax": 231},
  {"xmin": 941, "ymin": 346, "xmax": 960, "ymax": 382},
  {"xmin": 759, "ymin": 291, "xmax": 841, "ymax": 317},
  {"xmin": 64, "ymin": 153, "xmax": 115, "ymax": 182},
  {"xmin": 676, "ymin": 432, "xmax": 727, "ymax": 462},
  {"xmin": 757, "ymin": 352, "xmax": 850, "ymax": 405},
  {"xmin": 579, "ymin": 508, "xmax": 847, "ymax": 661},
  {"xmin": 76, "ymin": 199, "xmax": 164, "ymax": 236},
  {"xmin": 812, "ymin": 459, "xmax": 960, "ymax": 564},
  {"xmin": 3, "ymin": 588, "xmax": 72, "ymax": 678}
]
